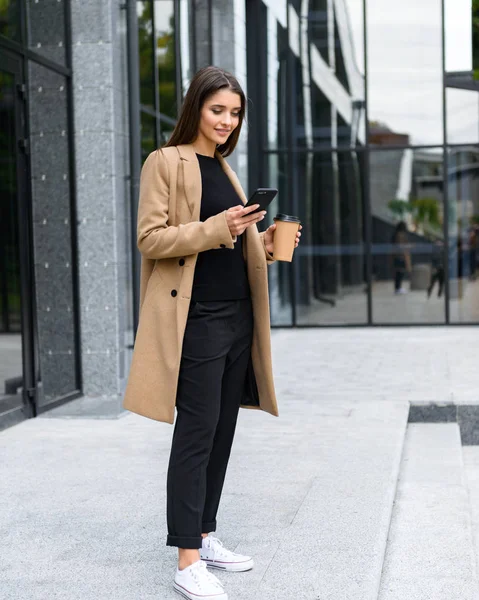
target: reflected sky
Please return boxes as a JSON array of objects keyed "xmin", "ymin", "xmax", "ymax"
[{"xmin": 347, "ymin": 0, "xmax": 473, "ymax": 145}]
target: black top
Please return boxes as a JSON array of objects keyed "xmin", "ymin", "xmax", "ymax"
[{"xmin": 191, "ymin": 154, "xmax": 250, "ymax": 301}]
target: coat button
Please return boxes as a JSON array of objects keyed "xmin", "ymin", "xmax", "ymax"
[
  {"xmin": 179, "ymin": 258, "xmax": 185, "ymax": 266},
  {"xmin": 171, "ymin": 290, "xmax": 177, "ymax": 297},
  {"xmin": 220, "ymin": 244, "xmax": 226, "ymax": 248}
]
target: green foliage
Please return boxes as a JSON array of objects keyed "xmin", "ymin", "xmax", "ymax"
[
  {"xmin": 388, "ymin": 199, "xmax": 410, "ymax": 219},
  {"xmin": 410, "ymin": 197, "xmax": 440, "ymax": 229},
  {"xmin": 388, "ymin": 197, "xmax": 441, "ymax": 233}
]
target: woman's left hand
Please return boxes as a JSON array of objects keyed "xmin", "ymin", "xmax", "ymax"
[{"xmin": 264, "ymin": 224, "xmax": 302, "ymax": 255}]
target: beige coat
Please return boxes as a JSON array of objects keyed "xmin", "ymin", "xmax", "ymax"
[{"xmin": 123, "ymin": 144, "xmax": 278, "ymax": 424}]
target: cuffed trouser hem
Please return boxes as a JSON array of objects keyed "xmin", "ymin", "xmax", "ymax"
[
  {"xmin": 202, "ymin": 521, "xmax": 217, "ymax": 534},
  {"xmin": 166, "ymin": 535, "xmax": 203, "ymax": 549}
]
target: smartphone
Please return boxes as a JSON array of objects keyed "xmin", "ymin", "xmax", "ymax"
[{"xmin": 243, "ymin": 188, "xmax": 278, "ymax": 215}]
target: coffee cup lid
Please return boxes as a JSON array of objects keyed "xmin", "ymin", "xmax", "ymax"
[{"xmin": 274, "ymin": 213, "xmax": 301, "ymax": 223}]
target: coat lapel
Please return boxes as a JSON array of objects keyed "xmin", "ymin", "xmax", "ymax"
[
  {"xmin": 177, "ymin": 145, "xmax": 247, "ymax": 221},
  {"xmin": 177, "ymin": 144, "xmax": 202, "ymax": 220}
]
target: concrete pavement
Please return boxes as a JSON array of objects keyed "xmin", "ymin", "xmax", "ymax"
[{"xmin": 2, "ymin": 327, "xmax": 479, "ymax": 599}]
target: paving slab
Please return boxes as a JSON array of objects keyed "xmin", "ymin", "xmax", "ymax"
[
  {"xmin": 378, "ymin": 424, "xmax": 479, "ymax": 600},
  {"xmin": 0, "ymin": 396, "xmax": 408, "ymax": 600},
  {"xmin": 462, "ymin": 446, "xmax": 479, "ymax": 588}
]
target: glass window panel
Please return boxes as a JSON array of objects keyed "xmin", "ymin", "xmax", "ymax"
[
  {"xmin": 179, "ymin": 0, "xmax": 191, "ymax": 92},
  {"xmin": 288, "ymin": 0, "xmax": 365, "ymax": 149},
  {"xmin": 138, "ymin": 0, "xmax": 155, "ymax": 110},
  {"xmin": 265, "ymin": 153, "xmax": 293, "ymax": 325},
  {"xmin": 445, "ymin": 0, "xmax": 473, "ymax": 73},
  {"xmin": 0, "ymin": 67, "xmax": 23, "ymax": 417},
  {"xmin": 447, "ymin": 146, "xmax": 479, "ymax": 322},
  {"xmin": 141, "ymin": 111, "xmax": 157, "ymax": 161},
  {"xmin": 28, "ymin": 61, "xmax": 79, "ymax": 404},
  {"xmin": 27, "ymin": 0, "xmax": 66, "ymax": 66},
  {"xmin": 446, "ymin": 88, "xmax": 479, "ymax": 145},
  {"xmin": 367, "ymin": 0, "xmax": 443, "ymax": 146},
  {"xmin": 155, "ymin": 0, "xmax": 178, "ymax": 122},
  {"xmin": 474, "ymin": 0, "xmax": 479, "ymax": 78},
  {"xmin": 295, "ymin": 151, "xmax": 367, "ymax": 325},
  {"xmin": 0, "ymin": 1, "xmax": 21, "ymax": 42},
  {"xmin": 251, "ymin": 4, "xmax": 288, "ymax": 150},
  {"xmin": 370, "ymin": 148, "xmax": 445, "ymax": 324}
]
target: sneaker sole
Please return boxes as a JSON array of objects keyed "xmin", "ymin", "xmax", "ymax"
[
  {"xmin": 202, "ymin": 558, "xmax": 254, "ymax": 573},
  {"xmin": 173, "ymin": 581, "xmax": 228, "ymax": 600}
]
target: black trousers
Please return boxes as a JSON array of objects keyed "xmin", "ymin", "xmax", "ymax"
[{"xmin": 166, "ymin": 298, "xmax": 253, "ymax": 549}]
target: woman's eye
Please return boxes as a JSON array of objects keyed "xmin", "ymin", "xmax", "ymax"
[
  {"xmin": 211, "ymin": 109, "xmax": 222, "ymax": 114},
  {"xmin": 232, "ymin": 113, "xmax": 240, "ymax": 118}
]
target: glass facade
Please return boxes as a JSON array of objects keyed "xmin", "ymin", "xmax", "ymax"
[
  {"xmin": 0, "ymin": 0, "xmax": 80, "ymax": 427},
  {"xmin": 138, "ymin": 0, "xmax": 180, "ymax": 157},
  {"xmin": 245, "ymin": 0, "xmax": 479, "ymax": 326},
  {"xmin": 2, "ymin": 0, "xmax": 479, "ymax": 430}
]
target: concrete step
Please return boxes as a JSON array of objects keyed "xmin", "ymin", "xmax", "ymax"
[
  {"xmin": 378, "ymin": 423, "xmax": 479, "ymax": 600},
  {"xmin": 463, "ymin": 447, "xmax": 479, "ymax": 591},
  {"xmin": 0, "ymin": 400, "xmax": 409, "ymax": 600},
  {"xmin": 215, "ymin": 400, "xmax": 409, "ymax": 600}
]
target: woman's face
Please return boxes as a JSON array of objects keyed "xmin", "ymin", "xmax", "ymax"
[{"xmin": 198, "ymin": 89, "xmax": 242, "ymax": 147}]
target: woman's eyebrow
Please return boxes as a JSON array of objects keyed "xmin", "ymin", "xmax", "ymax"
[{"xmin": 210, "ymin": 104, "xmax": 242, "ymax": 110}]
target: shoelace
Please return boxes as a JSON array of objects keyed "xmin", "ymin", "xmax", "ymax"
[
  {"xmin": 206, "ymin": 536, "xmax": 239, "ymax": 561},
  {"xmin": 190, "ymin": 560, "xmax": 224, "ymax": 590}
]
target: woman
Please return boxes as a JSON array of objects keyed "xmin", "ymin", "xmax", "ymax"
[
  {"xmin": 123, "ymin": 66, "xmax": 301, "ymax": 600},
  {"xmin": 391, "ymin": 221, "xmax": 411, "ymax": 295}
]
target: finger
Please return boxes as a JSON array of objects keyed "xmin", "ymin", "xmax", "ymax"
[
  {"xmin": 240, "ymin": 211, "xmax": 266, "ymax": 225},
  {"xmin": 228, "ymin": 205, "xmax": 247, "ymax": 214},
  {"xmin": 242, "ymin": 204, "xmax": 261, "ymax": 215}
]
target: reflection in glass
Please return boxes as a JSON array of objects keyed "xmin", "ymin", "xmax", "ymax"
[
  {"xmin": 447, "ymin": 147, "xmax": 479, "ymax": 322},
  {"xmin": 294, "ymin": 151, "xmax": 367, "ymax": 325},
  {"xmin": 289, "ymin": 0, "xmax": 365, "ymax": 148},
  {"xmin": 367, "ymin": 0, "xmax": 443, "ymax": 146},
  {"xmin": 445, "ymin": 0, "xmax": 473, "ymax": 73},
  {"xmin": 266, "ymin": 153, "xmax": 293, "ymax": 325},
  {"xmin": 370, "ymin": 149, "xmax": 445, "ymax": 323},
  {"xmin": 141, "ymin": 111, "xmax": 157, "ymax": 161},
  {"xmin": 446, "ymin": 88, "xmax": 479, "ymax": 145},
  {"xmin": 0, "ymin": 68, "xmax": 23, "ymax": 416},
  {"xmin": 155, "ymin": 0, "xmax": 178, "ymax": 123},
  {"xmin": 138, "ymin": 0, "xmax": 155, "ymax": 110},
  {"xmin": 27, "ymin": 0, "xmax": 66, "ymax": 65},
  {"xmin": 0, "ymin": 1, "xmax": 20, "ymax": 41},
  {"xmin": 259, "ymin": 8, "xmax": 288, "ymax": 150},
  {"xmin": 474, "ymin": 0, "xmax": 479, "ymax": 78},
  {"xmin": 28, "ymin": 61, "xmax": 79, "ymax": 405}
]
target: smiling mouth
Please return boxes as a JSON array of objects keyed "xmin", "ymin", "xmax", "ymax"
[{"xmin": 215, "ymin": 129, "xmax": 230, "ymax": 134}]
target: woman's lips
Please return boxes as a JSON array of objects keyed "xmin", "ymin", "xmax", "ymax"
[{"xmin": 215, "ymin": 129, "xmax": 230, "ymax": 136}]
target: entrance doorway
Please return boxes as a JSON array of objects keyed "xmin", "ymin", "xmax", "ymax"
[{"xmin": 0, "ymin": 50, "xmax": 37, "ymax": 430}]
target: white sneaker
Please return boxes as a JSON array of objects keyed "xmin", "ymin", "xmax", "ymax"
[
  {"xmin": 174, "ymin": 560, "xmax": 227, "ymax": 600},
  {"xmin": 200, "ymin": 536, "xmax": 254, "ymax": 572}
]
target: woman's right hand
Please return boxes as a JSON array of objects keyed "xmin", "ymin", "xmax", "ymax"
[{"xmin": 225, "ymin": 205, "xmax": 266, "ymax": 237}]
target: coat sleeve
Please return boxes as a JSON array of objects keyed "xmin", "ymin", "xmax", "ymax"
[
  {"xmin": 258, "ymin": 231, "xmax": 275, "ymax": 265},
  {"xmin": 137, "ymin": 149, "xmax": 235, "ymax": 259}
]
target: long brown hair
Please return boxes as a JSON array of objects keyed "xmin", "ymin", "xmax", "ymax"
[{"xmin": 164, "ymin": 66, "xmax": 246, "ymax": 157}]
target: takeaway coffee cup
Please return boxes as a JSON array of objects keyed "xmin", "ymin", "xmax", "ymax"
[{"xmin": 273, "ymin": 214, "xmax": 301, "ymax": 262}]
